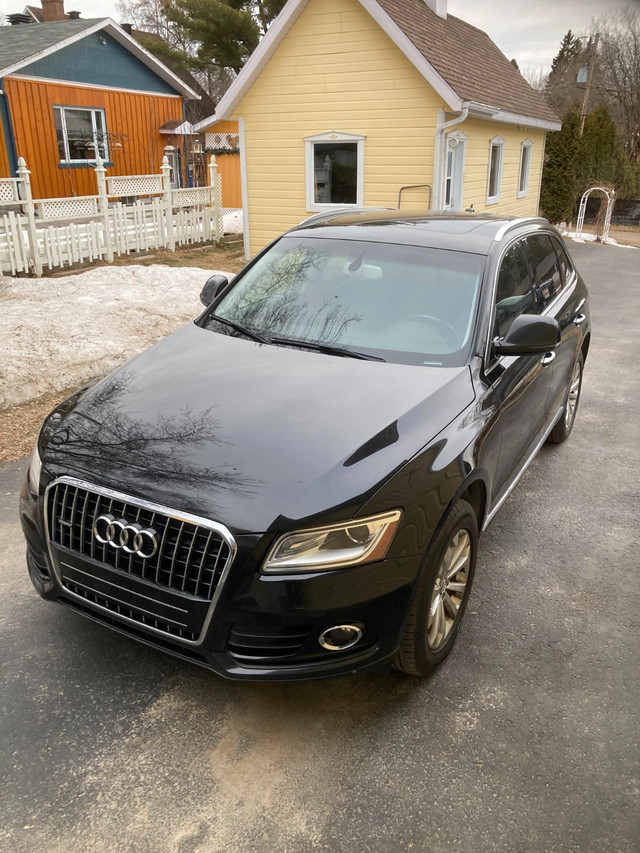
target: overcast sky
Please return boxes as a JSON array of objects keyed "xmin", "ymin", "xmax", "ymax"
[{"xmin": 2, "ymin": 0, "xmax": 639, "ymax": 73}]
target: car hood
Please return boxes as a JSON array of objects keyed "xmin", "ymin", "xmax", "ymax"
[{"xmin": 43, "ymin": 323, "xmax": 475, "ymax": 533}]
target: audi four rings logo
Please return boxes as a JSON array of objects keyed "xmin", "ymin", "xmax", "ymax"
[{"xmin": 93, "ymin": 513, "xmax": 159, "ymax": 559}]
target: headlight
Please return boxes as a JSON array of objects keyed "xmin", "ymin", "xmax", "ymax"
[
  {"xmin": 27, "ymin": 444, "xmax": 42, "ymax": 496},
  {"xmin": 263, "ymin": 510, "xmax": 402, "ymax": 573}
]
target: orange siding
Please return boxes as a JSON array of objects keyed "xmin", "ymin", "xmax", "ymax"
[
  {"xmin": 203, "ymin": 120, "xmax": 241, "ymax": 207},
  {"xmin": 4, "ymin": 77, "xmax": 184, "ymax": 198},
  {"xmin": 215, "ymin": 153, "xmax": 241, "ymax": 208},
  {"xmin": 0, "ymin": 118, "xmax": 10, "ymax": 177},
  {"xmin": 203, "ymin": 120, "xmax": 238, "ymax": 134}
]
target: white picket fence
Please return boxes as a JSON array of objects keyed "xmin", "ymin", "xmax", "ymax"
[{"xmin": 0, "ymin": 155, "xmax": 223, "ymax": 277}]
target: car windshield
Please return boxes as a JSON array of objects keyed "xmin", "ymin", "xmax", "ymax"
[{"xmin": 211, "ymin": 236, "xmax": 485, "ymax": 365}]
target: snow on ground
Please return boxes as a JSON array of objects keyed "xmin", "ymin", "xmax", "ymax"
[
  {"xmin": 0, "ymin": 264, "xmax": 230, "ymax": 411},
  {"xmin": 561, "ymin": 230, "xmax": 639, "ymax": 249}
]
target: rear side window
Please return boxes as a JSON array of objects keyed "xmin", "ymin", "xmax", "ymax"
[
  {"xmin": 526, "ymin": 233, "xmax": 563, "ymax": 310},
  {"xmin": 494, "ymin": 240, "xmax": 535, "ymax": 339},
  {"xmin": 550, "ymin": 235, "xmax": 574, "ymax": 287}
]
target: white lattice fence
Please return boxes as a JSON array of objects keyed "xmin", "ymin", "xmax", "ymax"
[
  {"xmin": 0, "ymin": 155, "xmax": 224, "ymax": 276},
  {"xmin": 36, "ymin": 196, "xmax": 100, "ymax": 220},
  {"xmin": 107, "ymin": 174, "xmax": 164, "ymax": 196},
  {"xmin": 205, "ymin": 132, "xmax": 239, "ymax": 149},
  {"xmin": 172, "ymin": 187, "xmax": 215, "ymax": 207},
  {"xmin": 0, "ymin": 178, "xmax": 21, "ymax": 204}
]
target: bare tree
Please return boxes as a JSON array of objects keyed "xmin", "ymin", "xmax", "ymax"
[
  {"xmin": 116, "ymin": 0, "xmax": 193, "ymax": 51},
  {"xmin": 521, "ymin": 67, "xmax": 548, "ymax": 94},
  {"xmin": 592, "ymin": 7, "xmax": 640, "ymax": 159}
]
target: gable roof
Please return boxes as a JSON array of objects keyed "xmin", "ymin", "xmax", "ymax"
[
  {"xmin": 0, "ymin": 18, "xmax": 200, "ymax": 99},
  {"xmin": 376, "ymin": 0, "xmax": 558, "ymax": 124},
  {"xmin": 193, "ymin": 0, "xmax": 560, "ymax": 132}
]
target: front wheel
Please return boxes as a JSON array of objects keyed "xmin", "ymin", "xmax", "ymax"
[
  {"xmin": 393, "ymin": 501, "xmax": 478, "ymax": 676},
  {"xmin": 548, "ymin": 352, "xmax": 583, "ymax": 444}
]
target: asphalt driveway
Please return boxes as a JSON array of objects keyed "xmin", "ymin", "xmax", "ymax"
[{"xmin": 1, "ymin": 241, "xmax": 638, "ymax": 853}]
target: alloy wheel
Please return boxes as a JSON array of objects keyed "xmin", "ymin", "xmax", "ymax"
[
  {"xmin": 565, "ymin": 360, "xmax": 582, "ymax": 430},
  {"xmin": 427, "ymin": 529, "xmax": 471, "ymax": 650}
]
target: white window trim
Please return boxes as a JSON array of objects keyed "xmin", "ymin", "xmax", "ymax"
[
  {"xmin": 304, "ymin": 131, "xmax": 365, "ymax": 212},
  {"xmin": 54, "ymin": 105, "xmax": 110, "ymax": 164},
  {"xmin": 517, "ymin": 138, "xmax": 533, "ymax": 198},
  {"xmin": 486, "ymin": 136, "xmax": 505, "ymax": 205}
]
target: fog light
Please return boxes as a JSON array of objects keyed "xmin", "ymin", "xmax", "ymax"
[{"xmin": 318, "ymin": 624, "xmax": 363, "ymax": 651}]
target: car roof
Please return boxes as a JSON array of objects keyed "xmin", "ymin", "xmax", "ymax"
[{"xmin": 287, "ymin": 210, "xmax": 551, "ymax": 254}]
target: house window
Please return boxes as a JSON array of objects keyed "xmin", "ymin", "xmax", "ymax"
[
  {"xmin": 518, "ymin": 140, "xmax": 533, "ymax": 197},
  {"xmin": 486, "ymin": 136, "xmax": 504, "ymax": 204},
  {"xmin": 443, "ymin": 131, "xmax": 467, "ymax": 211},
  {"xmin": 53, "ymin": 106, "xmax": 109, "ymax": 164},
  {"xmin": 305, "ymin": 132, "xmax": 365, "ymax": 210}
]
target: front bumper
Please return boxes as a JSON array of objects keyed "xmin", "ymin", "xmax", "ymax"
[{"xmin": 20, "ymin": 478, "xmax": 419, "ymax": 682}]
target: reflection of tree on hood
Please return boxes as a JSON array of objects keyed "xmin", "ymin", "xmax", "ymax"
[{"xmin": 47, "ymin": 371, "xmax": 258, "ymax": 501}]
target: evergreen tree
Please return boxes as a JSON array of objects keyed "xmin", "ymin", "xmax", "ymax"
[
  {"xmin": 540, "ymin": 106, "xmax": 582, "ymax": 222},
  {"xmin": 550, "ymin": 30, "xmax": 582, "ymax": 73},
  {"xmin": 163, "ymin": 0, "xmax": 288, "ymax": 74},
  {"xmin": 579, "ymin": 105, "xmax": 639, "ymax": 196},
  {"xmin": 545, "ymin": 30, "xmax": 590, "ymax": 116},
  {"xmin": 255, "ymin": 0, "xmax": 289, "ymax": 34},
  {"xmin": 540, "ymin": 104, "xmax": 640, "ymax": 222},
  {"xmin": 117, "ymin": 0, "xmax": 288, "ymax": 75}
]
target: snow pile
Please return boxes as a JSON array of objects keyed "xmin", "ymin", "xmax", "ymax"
[
  {"xmin": 0, "ymin": 264, "xmax": 230, "ymax": 411},
  {"xmin": 223, "ymin": 209, "xmax": 244, "ymax": 235},
  {"xmin": 561, "ymin": 229, "xmax": 638, "ymax": 249}
]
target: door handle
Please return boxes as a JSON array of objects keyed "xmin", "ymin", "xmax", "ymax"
[
  {"xmin": 573, "ymin": 313, "xmax": 586, "ymax": 326},
  {"xmin": 541, "ymin": 352, "xmax": 556, "ymax": 366}
]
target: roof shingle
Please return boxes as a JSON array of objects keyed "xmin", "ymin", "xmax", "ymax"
[
  {"xmin": 0, "ymin": 18, "xmax": 103, "ymax": 71},
  {"xmin": 376, "ymin": 0, "xmax": 558, "ymax": 123}
]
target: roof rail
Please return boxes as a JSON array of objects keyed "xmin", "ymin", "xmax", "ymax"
[{"xmin": 494, "ymin": 217, "xmax": 547, "ymax": 241}]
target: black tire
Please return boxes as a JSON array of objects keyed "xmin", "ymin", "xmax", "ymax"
[
  {"xmin": 548, "ymin": 352, "xmax": 584, "ymax": 445},
  {"xmin": 393, "ymin": 500, "xmax": 478, "ymax": 677}
]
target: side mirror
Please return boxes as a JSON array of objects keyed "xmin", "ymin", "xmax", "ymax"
[
  {"xmin": 493, "ymin": 314, "xmax": 560, "ymax": 356},
  {"xmin": 200, "ymin": 274, "xmax": 229, "ymax": 306}
]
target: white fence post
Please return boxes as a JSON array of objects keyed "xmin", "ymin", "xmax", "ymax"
[
  {"xmin": 208, "ymin": 154, "xmax": 223, "ymax": 243},
  {"xmin": 1, "ymin": 159, "xmax": 230, "ymax": 275},
  {"xmin": 95, "ymin": 156, "xmax": 114, "ymax": 262},
  {"xmin": 16, "ymin": 157, "xmax": 42, "ymax": 277},
  {"xmin": 161, "ymin": 156, "xmax": 175, "ymax": 251}
]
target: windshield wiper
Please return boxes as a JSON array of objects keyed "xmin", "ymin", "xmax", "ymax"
[
  {"xmin": 270, "ymin": 336, "xmax": 385, "ymax": 362},
  {"xmin": 209, "ymin": 314, "xmax": 270, "ymax": 344}
]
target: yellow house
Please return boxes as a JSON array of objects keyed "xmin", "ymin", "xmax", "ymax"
[{"xmin": 195, "ymin": 0, "xmax": 560, "ymax": 259}]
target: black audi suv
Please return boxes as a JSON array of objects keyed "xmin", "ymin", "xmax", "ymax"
[{"xmin": 20, "ymin": 212, "xmax": 590, "ymax": 680}]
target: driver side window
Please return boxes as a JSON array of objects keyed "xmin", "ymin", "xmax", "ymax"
[{"xmin": 494, "ymin": 241, "xmax": 535, "ymax": 340}]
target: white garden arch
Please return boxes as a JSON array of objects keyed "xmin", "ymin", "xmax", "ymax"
[{"xmin": 575, "ymin": 186, "xmax": 616, "ymax": 242}]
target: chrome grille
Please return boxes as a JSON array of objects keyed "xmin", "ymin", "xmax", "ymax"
[{"xmin": 46, "ymin": 480, "xmax": 233, "ymax": 601}]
